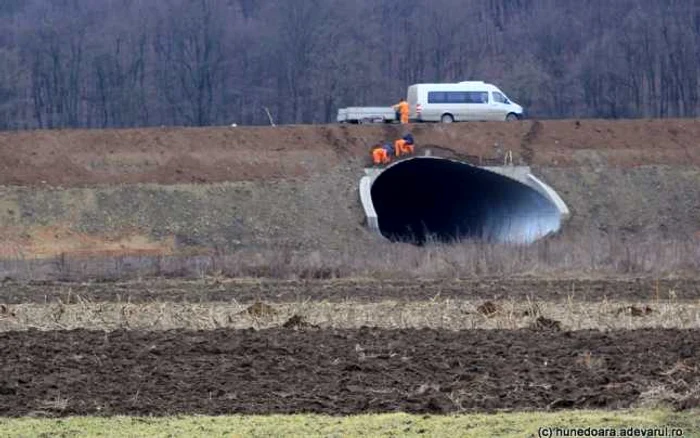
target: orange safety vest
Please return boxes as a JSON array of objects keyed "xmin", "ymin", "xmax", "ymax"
[
  {"xmin": 372, "ymin": 147, "xmax": 389, "ymax": 165},
  {"xmin": 395, "ymin": 101, "xmax": 409, "ymax": 123},
  {"xmin": 394, "ymin": 139, "xmax": 414, "ymax": 156},
  {"xmin": 396, "ymin": 101, "xmax": 409, "ymax": 116}
]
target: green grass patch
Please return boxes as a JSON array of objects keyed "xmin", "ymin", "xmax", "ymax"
[{"xmin": 1, "ymin": 409, "xmax": 698, "ymax": 438}]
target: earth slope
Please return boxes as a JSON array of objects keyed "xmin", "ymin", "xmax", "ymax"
[{"xmin": 0, "ymin": 120, "xmax": 699, "ymax": 258}]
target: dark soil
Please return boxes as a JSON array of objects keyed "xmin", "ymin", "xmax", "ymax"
[
  {"xmin": 530, "ymin": 316, "xmax": 563, "ymax": 331},
  {"xmin": 476, "ymin": 301, "xmax": 501, "ymax": 317},
  {"xmin": 0, "ymin": 328, "xmax": 697, "ymax": 416},
  {"xmin": 1, "ymin": 277, "xmax": 698, "ymax": 305},
  {"xmin": 282, "ymin": 314, "xmax": 318, "ymax": 329}
]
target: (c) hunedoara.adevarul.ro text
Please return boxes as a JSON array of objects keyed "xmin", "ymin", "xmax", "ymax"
[{"xmin": 537, "ymin": 425, "xmax": 684, "ymax": 437}]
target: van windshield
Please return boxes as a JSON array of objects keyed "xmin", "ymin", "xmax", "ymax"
[{"xmin": 492, "ymin": 92, "xmax": 508, "ymax": 104}]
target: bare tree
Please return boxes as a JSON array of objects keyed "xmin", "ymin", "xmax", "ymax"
[
  {"xmin": 153, "ymin": 0, "xmax": 227, "ymax": 126},
  {"xmin": 1, "ymin": 0, "xmax": 700, "ymax": 129}
]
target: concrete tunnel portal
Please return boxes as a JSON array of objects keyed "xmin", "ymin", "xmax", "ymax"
[{"xmin": 361, "ymin": 157, "xmax": 569, "ymax": 244}]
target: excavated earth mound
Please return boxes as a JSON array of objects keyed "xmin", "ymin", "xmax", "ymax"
[{"xmin": 2, "ymin": 120, "xmax": 700, "ymax": 187}]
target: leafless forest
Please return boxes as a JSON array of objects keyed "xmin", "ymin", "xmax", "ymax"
[{"xmin": 1, "ymin": 0, "xmax": 699, "ymax": 129}]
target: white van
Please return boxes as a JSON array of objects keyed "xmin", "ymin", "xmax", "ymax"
[{"xmin": 407, "ymin": 81, "xmax": 524, "ymax": 123}]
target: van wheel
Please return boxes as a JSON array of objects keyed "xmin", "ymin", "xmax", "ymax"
[
  {"xmin": 506, "ymin": 113, "xmax": 519, "ymax": 121},
  {"xmin": 440, "ymin": 114, "xmax": 454, "ymax": 123}
]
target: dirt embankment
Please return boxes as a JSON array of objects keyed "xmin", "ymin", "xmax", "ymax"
[
  {"xmin": 1, "ymin": 119, "xmax": 699, "ymax": 187},
  {"xmin": 0, "ymin": 119, "xmax": 699, "ymax": 259}
]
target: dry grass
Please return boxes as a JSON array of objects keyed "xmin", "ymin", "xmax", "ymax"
[
  {"xmin": 2, "ymin": 297, "xmax": 699, "ymax": 332},
  {"xmin": 1, "ymin": 230, "xmax": 699, "ymax": 282}
]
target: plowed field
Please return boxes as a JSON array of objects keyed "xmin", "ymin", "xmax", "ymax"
[{"xmin": 1, "ymin": 328, "xmax": 697, "ymax": 417}]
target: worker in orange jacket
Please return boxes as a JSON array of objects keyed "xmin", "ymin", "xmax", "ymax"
[
  {"xmin": 393, "ymin": 98, "xmax": 410, "ymax": 124},
  {"xmin": 371, "ymin": 143, "xmax": 392, "ymax": 165},
  {"xmin": 394, "ymin": 133, "xmax": 415, "ymax": 157}
]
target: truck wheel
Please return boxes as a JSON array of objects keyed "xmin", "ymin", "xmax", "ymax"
[
  {"xmin": 506, "ymin": 113, "xmax": 519, "ymax": 121},
  {"xmin": 440, "ymin": 114, "xmax": 454, "ymax": 123}
]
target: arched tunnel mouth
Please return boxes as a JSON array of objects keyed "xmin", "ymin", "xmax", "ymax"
[{"xmin": 370, "ymin": 157, "xmax": 562, "ymax": 245}]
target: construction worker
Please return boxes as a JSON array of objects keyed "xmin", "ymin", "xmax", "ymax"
[
  {"xmin": 402, "ymin": 133, "xmax": 415, "ymax": 154},
  {"xmin": 371, "ymin": 143, "xmax": 391, "ymax": 166},
  {"xmin": 382, "ymin": 142, "xmax": 395, "ymax": 158},
  {"xmin": 393, "ymin": 98, "xmax": 410, "ymax": 124},
  {"xmin": 394, "ymin": 133, "xmax": 415, "ymax": 157},
  {"xmin": 394, "ymin": 137, "xmax": 406, "ymax": 157}
]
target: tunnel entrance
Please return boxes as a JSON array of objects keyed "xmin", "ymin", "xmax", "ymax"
[{"xmin": 370, "ymin": 158, "xmax": 562, "ymax": 244}]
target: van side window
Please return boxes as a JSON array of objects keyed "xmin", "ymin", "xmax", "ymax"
[
  {"xmin": 447, "ymin": 92, "xmax": 468, "ymax": 103},
  {"xmin": 492, "ymin": 92, "xmax": 507, "ymax": 104},
  {"xmin": 466, "ymin": 91, "xmax": 488, "ymax": 104},
  {"xmin": 428, "ymin": 92, "xmax": 447, "ymax": 103},
  {"xmin": 428, "ymin": 91, "xmax": 489, "ymax": 104}
]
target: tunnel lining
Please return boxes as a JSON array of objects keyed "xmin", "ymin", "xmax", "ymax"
[{"xmin": 365, "ymin": 157, "xmax": 564, "ymax": 244}]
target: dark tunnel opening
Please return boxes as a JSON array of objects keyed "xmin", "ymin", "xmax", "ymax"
[{"xmin": 370, "ymin": 158, "xmax": 562, "ymax": 245}]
